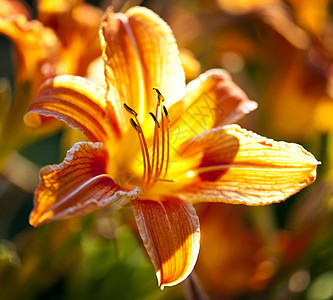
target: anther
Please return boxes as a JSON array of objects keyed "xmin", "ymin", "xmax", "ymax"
[
  {"xmin": 152, "ymin": 87, "xmax": 162, "ymax": 97},
  {"xmin": 149, "ymin": 112, "xmax": 160, "ymax": 128},
  {"xmin": 130, "ymin": 118, "xmax": 141, "ymax": 133},
  {"xmin": 153, "ymin": 88, "xmax": 165, "ymax": 104},
  {"xmin": 123, "ymin": 103, "xmax": 138, "ymax": 117},
  {"xmin": 162, "ymin": 106, "xmax": 171, "ymax": 123}
]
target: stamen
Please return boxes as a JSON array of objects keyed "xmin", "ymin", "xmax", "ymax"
[
  {"xmin": 123, "ymin": 89, "xmax": 172, "ymax": 186},
  {"xmin": 162, "ymin": 106, "xmax": 170, "ymax": 178},
  {"xmin": 124, "ymin": 103, "xmax": 151, "ymax": 183},
  {"xmin": 129, "ymin": 118, "xmax": 140, "ymax": 133},
  {"xmin": 153, "ymin": 87, "xmax": 165, "ymax": 104},
  {"xmin": 135, "ymin": 118, "xmax": 151, "ymax": 181},
  {"xmin": 150, "ymin": 112, "xmax": 159, "ymax": 181},
  {"xmin": 151, "ymin": 90, "xmax": 171, "ymax": 180},
  {"xmin": 153, "ymin": 121, "xmax": 160, "ymax": 178},
  {"xmin": 153, "ymin": 93, "xmax": 160, "ymax": 178},
  {"xmin": 129, "ymin": 118, "xmax": 147, "ymax": 180},
  {"xmin": 149, "ymin": 112, "xmax": 160, "ymax": 128},
  {"xmin": 162, "ymin": 106, "xmax": 171, "ymax": 123},
  {"xmin": 152, "ymin": 87, "xmax": 162, "ymax": 98},
  {"xmin": 157, "ymin": 99, "xmax": 165, "ymax": 179},
  {"xmin": 123, "ymin": 103, "xmax": 138, "ymax": 117}
]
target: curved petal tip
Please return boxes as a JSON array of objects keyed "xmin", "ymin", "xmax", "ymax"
[{"xmin": 132, "ymin": 198, "xmax": 200, "ymax": 288}]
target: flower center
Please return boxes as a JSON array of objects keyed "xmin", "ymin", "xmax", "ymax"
[{"xmin": 123, "ymin": 88, "xmax": 172, "ymax": 189}]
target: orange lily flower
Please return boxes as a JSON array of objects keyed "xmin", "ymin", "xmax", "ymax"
[{"xmin": 25, "ymin": 6, "xmax": 319, "ymax": 288}]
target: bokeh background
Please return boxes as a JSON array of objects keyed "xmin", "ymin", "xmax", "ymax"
[{"xmin": 1, "ymin": 0, "xmax": 333, "ymax": 299}]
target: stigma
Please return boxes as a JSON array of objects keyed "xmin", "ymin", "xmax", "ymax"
[{"xmin": 124, "ymin": 88, "xmax": 172, "ymax": 188}]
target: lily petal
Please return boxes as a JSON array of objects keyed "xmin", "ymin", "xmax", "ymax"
[
  {"xmin": 24, "ymin": 75, "xmax": 121, "ymax": 142},
  {"xmin": 30, "ymin": 142, "xmax": 142, "ymax": 227},
  {"xmin": 178, "ymin": 124, "xmax": 319, "ymax": 205},
  {"xmin": 100, "ymin": 6, "xmax": 185, "ymax": 128},
  {"xmin": 169, "ymin": 69, "xmax": 257, "ymax": 150},
  {"xmin": 132, "ymin": 197, "xmax": 200, "ymax": 289}
]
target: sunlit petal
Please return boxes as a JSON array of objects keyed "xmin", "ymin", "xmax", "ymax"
[
  {"xmin": 168, "ymin": 69, "xmax": 257, "ymax": 150},
  {"xmin": 132, "ymin": 197, "xmax": 200, "ymax": 289},
  {"xmin": 30, "ymin": 142, "xmax": 142, "ymax": 227},
  {"xmin": 24, "ymin": 75, "xmax": 121, "ymax": 142},
  {"xmin": 100, "ymin": 6, "xmax": 185, "ymax": 128},
  {"xmin": 177, "ymin": 124, "xmax": 319, "ymax": 205},
  {"xmin": 126, "ymin": 7, "xmax": 186, "ymax": 108}
]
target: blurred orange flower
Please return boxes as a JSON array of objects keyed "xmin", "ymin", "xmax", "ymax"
[
  {"xmin": 25, "ymin": 6, "xmax": 318, "ymax": 289},
  {"xmin": 0, "ymin": 0, "xmax": 102, "ymax": 91},
  {"xmin": 216, "ymin": 0, "xmax": 278, "ymax": 15},
  {"xmin": 257, "ymin": 1, "xmax": 333, "ymax": 138},
  {"xmin": 36, "ymin": 0, "xmax": 103, "ymax": 77},
  {"xmin": 195, "ymin": 204, "xmax": 275, "ymax": 296},
  {"xmin": 0, "ymin": 0, "xmax": 103, "ymax": 168},
  {"xmin": 207, "ymin": 0, "xmax": 333, "ymax": 138}
]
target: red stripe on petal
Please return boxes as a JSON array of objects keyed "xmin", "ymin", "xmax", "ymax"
[
  {"xmin": 100, "ymin": 7, "xmax": 185, "ymax": 128},
  {"xmin": 25, "ymin": 75, "xmax": 121, "ymax": 142}
]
